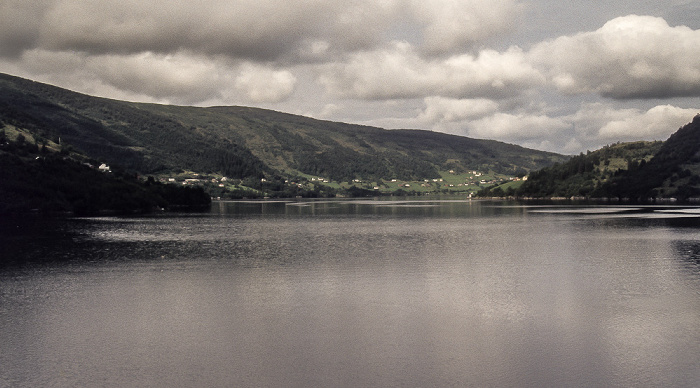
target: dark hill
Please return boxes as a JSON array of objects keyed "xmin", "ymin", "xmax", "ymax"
[
  {"xmin": 598, "ymin": 115, "xmax": 700, "ymax": 200},
  {"xmin": 479, "ymin": 114, "xmax": 700, "ymax": 200},
  {"xmin": 0, "ymin": 73, "xmax": 566, "ymax": 183},
  {"xmin": 0, "ymin": 135, "xmax": 210, "ymax": 215}
]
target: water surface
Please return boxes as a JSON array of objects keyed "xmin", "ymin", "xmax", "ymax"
[{"xmin": 1, "ymin": 200, "xmax": 699, "ymax": 387}]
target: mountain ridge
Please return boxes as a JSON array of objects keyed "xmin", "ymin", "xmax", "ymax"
[
  {"xmin": 3, "ymin": 72, "xmax": 698, "ymax": 202},
  {"xmin": 0, "ymin": 72, "xmax": 566, "ymax": 188}
]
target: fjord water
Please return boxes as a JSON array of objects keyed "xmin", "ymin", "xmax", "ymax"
[{"xmin": 1, "ymin": 200, "xmax": 699, "ymax": 387}]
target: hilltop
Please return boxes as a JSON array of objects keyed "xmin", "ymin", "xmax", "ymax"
[
  {"xmin": 0, "ymin": 73, "xmax": 566, "ymax": 198},
  {"xmin": 479, "ymin": 115, "xmax": 700, "ymax": 201},
  {"xmin": 599, "ymin": 114, "xmax": 700, "ymax": 199}
]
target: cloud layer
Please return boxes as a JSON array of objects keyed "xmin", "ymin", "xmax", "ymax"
[
  {"xmin": 0, "ymin": 1, "xmax": 698, "ymax": 153},
  {"xmin": 531, "ymin": 15, "xmax": 700, "ymax": 99},
  {"xmin": 319, "ymin": 44, "xmax": 542, "ymax": 100},
  {"xmin": 0, "ymin": 0, "xmax": 520, "ymax": 60}
]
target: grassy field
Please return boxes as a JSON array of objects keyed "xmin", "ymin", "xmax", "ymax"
[{"xmin": 152, "ymin": 168, "xmax": 521, "ymax": 198}]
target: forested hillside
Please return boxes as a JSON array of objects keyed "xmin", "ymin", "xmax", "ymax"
[
  {"xmin": 513, "ymin": 141, "xmax": 662, "ymax": 198},
  {"xmin": 599, "ymin": 115, "xmax": 700, "ymax": 199},
  {"xmin": 0, "ymin": 73, "xmax": 566, "ymax": 185},
  {"xmin": 479, "ymin": 115, "xmax": 700, "ymax": 200},
  {"xmin": 0, "ymin": 132, "xmax": 210, "ymax": 214}
]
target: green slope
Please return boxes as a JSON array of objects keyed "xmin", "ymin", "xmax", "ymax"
[{"xmin": 0, "ymin": 73, "xmax": 566, "ymax": 185}]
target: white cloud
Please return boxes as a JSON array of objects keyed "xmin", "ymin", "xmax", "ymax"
[
  {"xmin": 589, "ymin": 104, "xmax": 698, "ymax": 140},
  {"xmin": 460, "ymin": 104, "xmax": 698, "ymax": 152},
  {"xmin": 19, "ymin": 49, "xmax": 232, "ymax": 104},
  {"xmin": 319, "ymin": 43, "xmax": 544, "ymax": 100},
  {"xmin": 529, "ymin": 103, "xmax": 700, "ymax": 153},
  {"xmin": 531, "ymin": 15, "xmax": 700, "ymax": 99},
  {"xmin": 16, "ymin": 49, "xmax": 297, "ymax": 105},
  {"xmin": 313, "ymin": 103, "xmax": 342, "ymax": 120},
  {"xmin": 467, "ymin": 112, "xmax": 570, "ymax": 141},
  {"xmin": 233, "ymin": 65, "xmax": 297, "ymax": 103},
  {"xmin": 418, "ymin": 97, "xmax": 499, "ymax": 125},
  {"xmin": 569, "ymin": 103, "xmax": 689, "ymax": 140},
  {"xmin": 561, "ymin": 138, "xmax": 583, "ymax": 155}
]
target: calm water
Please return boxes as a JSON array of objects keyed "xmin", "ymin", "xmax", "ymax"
[{"xmin": 1, "ymin": 199, "xmax": 699, "ymax": 387}]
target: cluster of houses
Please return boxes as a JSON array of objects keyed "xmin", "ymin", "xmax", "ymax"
[
  {"xmin": 164, "ymin": 174, "xmax": 230, "ymax": 188},
  {"xmin": 98, "ymin": 163, "xmax": 110, "ymax": 172},
  {"xmin": 157, "ymin": 169, "xmax": 526, "ymax": 192},
  {"xmin": 82, "ymin": 162, "xmax": 111, "ymax": 172}
]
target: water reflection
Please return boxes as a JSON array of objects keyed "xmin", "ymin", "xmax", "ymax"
[
  {"xmin": 213, "ymin": 198, "xmax": 533, "ymax": 219},
  {"xmin": 1, "ymin": 200, "xmax": 699, "ymax": 387}
]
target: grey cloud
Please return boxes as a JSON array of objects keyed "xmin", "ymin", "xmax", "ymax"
[
  {"xmin": 36, "ymin": 1, "xmax": 315, "ymax": 60},
  {"xmin": 0, "ymin": 1, "xmax": 52, "ymax": 57},
  {"xmin": 6, "ymin": 1, "xmax": 395, "ymax": 62},
  {"xmin": 20, "ymin": 49, "xmax": 223, "ymax": 103},
  {"xmin": 2, "ymin": 0, "xmax": 524, "ymax": 63}
]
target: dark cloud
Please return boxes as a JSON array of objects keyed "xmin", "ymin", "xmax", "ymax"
[
  {"xmin": 1, "ymin": 0, "xmax": 523, "ymax": 63},
  {"xmin": 0, "ymin": 1, "xmax": 49, "ymax": 57}
]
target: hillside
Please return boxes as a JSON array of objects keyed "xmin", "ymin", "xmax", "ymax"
[
  {"xmin": 598, "ymin": 115, "xmax": 700, "ymax": 199},
  {"xmin": 0, "ymin": 73, "xmax": 566, "ymax": 195},
  {"xmin": 0, "ymin": 133, "xmax": 210, "ymax": 215},
  {"xmin": 479, "ymin": 115, "xmax": 700, "ymax": 200}
]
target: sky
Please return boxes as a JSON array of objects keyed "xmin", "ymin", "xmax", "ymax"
[{"xmin": 1, "ymin": 0, "xmax": 699, "ymax": 154}]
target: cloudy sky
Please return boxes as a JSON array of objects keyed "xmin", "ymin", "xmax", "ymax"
[{"xmin": 1, "ymin": 0, "xmax": 699, "ymax": 154}]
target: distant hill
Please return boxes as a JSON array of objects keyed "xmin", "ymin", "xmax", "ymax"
[
  {"xmin": 0, "ymin": 73, "xmax": 566, "ymax": 188},
  {"xmin": 480, "ymin": 115, "xmax": 700, "ymax": 201}
]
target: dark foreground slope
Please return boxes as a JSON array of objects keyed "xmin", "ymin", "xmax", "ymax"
[
  {"xmin": 0, "ymin": 73, "xmax": 566, "ymax": 182},
  {"xmin": 0, "ymin": 136, "xmax": 210, "ymax": 215}
]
